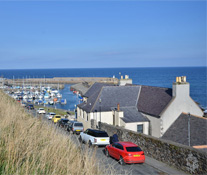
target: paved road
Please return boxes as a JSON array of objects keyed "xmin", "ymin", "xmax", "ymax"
[{"xmin": 29, "ymin": 109, "xmax": 186, "ymax": 175}]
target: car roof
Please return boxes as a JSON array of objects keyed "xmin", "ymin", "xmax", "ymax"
[
  {"xmin": 88, "ymin": 129, "xmax": 107, "ymax": 133},
  {"xmin": 49, "ymin": 112, "xmax": 56, "ymax": 114},
  {"xmin": 117, "ymin": 142, "xmax": 138, "ymax": 147},
  {"xmin": 54, "ymin": 115, "xmax": 61, "ymax": 117}
]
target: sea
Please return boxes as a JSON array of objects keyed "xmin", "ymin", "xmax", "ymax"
[{"xmin": 0, "ymin": 67, "xmax": 206, "ymax": 111}]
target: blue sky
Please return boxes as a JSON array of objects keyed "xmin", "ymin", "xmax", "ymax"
[{"xmin": 0, "ymin": 1, "xmax": 206, "ymax": 69}]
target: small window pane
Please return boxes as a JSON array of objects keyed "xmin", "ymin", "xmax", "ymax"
[{"xmin": 137, "ymin": 124, "xmax": 143, "ymax": 133}]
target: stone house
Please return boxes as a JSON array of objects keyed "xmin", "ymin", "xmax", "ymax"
[{"xmin": 77, "ymin": 77, "xmax": 203, "ymax": 137}]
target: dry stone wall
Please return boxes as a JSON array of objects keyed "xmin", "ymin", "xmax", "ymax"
[{"xmin": 98, "ymin": 121, "xmax": 207, "ymax": 174}]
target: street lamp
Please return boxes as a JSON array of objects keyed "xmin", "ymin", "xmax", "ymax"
[{"xmin": 99, "ymin": 98, "xmax": 101, "ymax": 129}]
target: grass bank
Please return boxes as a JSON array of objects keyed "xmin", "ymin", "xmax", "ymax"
[
  {"xmin": 0, "ymin": 90, "xmax": 103, "ymax": 174},
  {"xmin": 34, "ymin": 105, "xmax": 75, "ymax": 116}
]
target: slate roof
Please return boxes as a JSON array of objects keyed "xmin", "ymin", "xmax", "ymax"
[
  {"xmin": 77, "ymin": 89, "xmax": 101, "ymax": 113},
  {"xmin": 128, "ymin": 85, "xmax": 172, "ymax": 117},
  {"xmin": 92, "ymin": 86, "xmax": 140, "ymax": 112},
  {"xmin": 79, "ymin": 83, "xmax": 173, "ymax": 123},
  {"xmin": 83, "ymin": 82, "xmax": 114, "ymax": 98},
  {"xmin": 162, "ymin": 113, "xmax": 207, "ymax": 146},
  {"xmin": 119, "ymin": 107, "xmax": 149, "ymax": 123},
  {"xmin": 70, "ymin": 83, "xmax": 90, "ymax": 95}
]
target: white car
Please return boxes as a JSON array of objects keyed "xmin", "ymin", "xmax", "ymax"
[
  {"xmin": 79, "ymin": 129, "xmax": 109, "ymax": 147},
  {"xmin": 38, "ymin": 108, "xmax": 46, "ymax": 114},
  {"xmin": 46, "ymin": 112, "xmax": 56, "ymax": 120}
]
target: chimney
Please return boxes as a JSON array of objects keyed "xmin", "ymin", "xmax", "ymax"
[
  {"xmin": 173, "ymin": 76, "xmax": 189, "ymax": 97},
  {"xmin": 117, "ymin": 103, "xmax": 120, "ymax": 111}
]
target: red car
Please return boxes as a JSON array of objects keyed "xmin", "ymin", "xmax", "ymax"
[{"xmin": 105, "ymin": 141, "xmax": 145, "ymax": 165}]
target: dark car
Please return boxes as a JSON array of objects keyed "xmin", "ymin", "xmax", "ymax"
[
  {"xmin": 58, "ymin": 118, "xmax": 70, "ymax": 129},
  {"xmin": 26, "ymin": 104, "xmax": 34, "ymax": 110}
]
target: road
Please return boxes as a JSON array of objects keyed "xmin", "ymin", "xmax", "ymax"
[{"xmin": 29, "ymin": 109, "xmax": 186, "ymax": 175}]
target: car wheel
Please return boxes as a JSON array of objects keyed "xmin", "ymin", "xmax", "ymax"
[
  {"xmin": 119, "ymin": 156, "xmax": 125, "ymax": 165},
  {"xmin": 88, "ymin": 140, "xmax": 92, "ymax": 147},
  {"xmin": 105, "ymin": 149, "xmax": 109, "ymax": 157},
  {"xmin": 79, "ymin": 136, "xmax": 82, "ymax": 143}
]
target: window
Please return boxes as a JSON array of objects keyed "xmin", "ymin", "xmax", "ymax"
[
  {"xmin": 94, "ymin": 132, "xmax": 108, "ymax": 137},
  {"xmin": 74, "ymin": 123, "xmax": 83, "ymax": 127},
  {"xmin": 126, "ymin": 146, "xmax": 142, "ymax": 152},
  {"xmin": 115, "ymin": 144, "xmax": 124, "ymax": 150},
  {"xmin": 137, "ymin": 124, "xmax": 143, "ymax": 133}
]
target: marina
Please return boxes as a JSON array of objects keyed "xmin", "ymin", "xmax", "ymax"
[{"xmin": 2, "ymin": 83, "xmax": 84, "ymax": 111}]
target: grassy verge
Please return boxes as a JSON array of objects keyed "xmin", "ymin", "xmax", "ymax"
[
  {"xmin": 0, "ymin": 90, "xmax": 104, "ymax": 175},
  {"xmin": 34, "ymin": 105, "xmax": 74, "ymax": 116}
]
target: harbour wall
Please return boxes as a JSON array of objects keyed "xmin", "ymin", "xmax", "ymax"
[
  {"xmin": 4, "ymin": 77, "xmax": 119, "ymax": 86},
  {"xmin": 98, "ymin": 121, "xmax": 207, "ymax": 174}
]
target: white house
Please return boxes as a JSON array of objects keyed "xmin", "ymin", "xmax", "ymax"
[
  {"xmin": 136, "ymin": 76, "xmax": 203, "ymax": 137},
  {"xmin": 77, "ymin": 84, "xmax": 149, "ymax": 135},
  {"xmin": 77, "ymin": 77, "xmax": 203, "ymax": 137}
]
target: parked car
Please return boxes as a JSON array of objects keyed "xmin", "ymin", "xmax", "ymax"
[
  {"xmin": 58, "ymin": 118, "xmax": 70, "ymax": 129},
  {"xmin": 67, "ymin": 121, "xmax": 84, "ymax": 135},
  {"xmin": 21, "ymin": 102, "xmax": 27, "ymax": 107},
  {"xmin": 79, "ymin": 129, "xmax": 109, "ymax": 147},
  {"xmin": 52, "ymin": 115, "xmax": 61, "ymax": 123},
  {"xmin": 105, "ymin": 142, "xmax": 145, "ymax": 165},
  {"xmin": 37, "ymin": 108, "xmax": 46, "ymax": 114},
  {"xmin": 26, "ymin": 104, "xmax": 34, "ymax": 110},
  {"xmin": 46, "ymin": 112, "xmax": 56, "ymax": 120}
]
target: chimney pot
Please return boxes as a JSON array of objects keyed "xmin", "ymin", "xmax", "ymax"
[
  {"xmin": 176, "ymin": 77, "xmax": 179, "ymax": 82},
  {"xmin": 117, "ymin": 103, "xmax": 120, "ymax": 111},
  {"xmin": 183, "ymin": 76, "xmax": 186, "ymax": 82}
]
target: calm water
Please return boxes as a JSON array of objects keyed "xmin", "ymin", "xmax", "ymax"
[{"xmin": 0, "ymin": 67, "xmax": 206, "ymax": 109}]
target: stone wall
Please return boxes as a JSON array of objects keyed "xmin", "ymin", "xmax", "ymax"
[{"xmin": 99, "ymin": 122, "xmax": 207, "ymax": 174}]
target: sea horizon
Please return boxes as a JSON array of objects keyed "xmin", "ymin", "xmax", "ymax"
[{"xmin": 0, "ymin": 66, "xmax": 206, "ymax": 71}]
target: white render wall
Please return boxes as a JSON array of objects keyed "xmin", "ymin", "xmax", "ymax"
[
  {"xmin": 143, "ymin": 113, "xmax": 161, "ymax": 137},
  {"xmin": 115, "ymin": 111, "xmax": 124, "ymax": 126},
  {"xmin": 77, "ymin": 107, "xmax": 91, "ymax": 129},
  {"xmin": 125, "ymin": 122, "xmax": 149, "ymax": 135},
  {"xmin": 160, "ymin": 83, "xmax": 203, "ymax": 137},
  {"xmin": 77, "ymin": 107, "xmax": 114, "ymax": 129},
  {"xmin": 119, "ymin": 79, "xmax": 132, "ymax": 86}
]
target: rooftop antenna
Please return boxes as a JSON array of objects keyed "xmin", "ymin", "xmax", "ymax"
[{"xmin": 188, "ymin": 113, "xmax": 191, "ymax": 146}]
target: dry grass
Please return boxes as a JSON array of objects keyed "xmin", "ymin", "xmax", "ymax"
[{"xmin": 0, "ymin": 90, "xmax": 104, "ymax": 175}]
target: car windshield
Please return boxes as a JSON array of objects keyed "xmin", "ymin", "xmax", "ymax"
[
  {"xmin": 126, "ymin": 146, "xmax": 142, "ymax": 152},
  {"xmin": 94, "ymin": 132, "xmax": 108, "ymax": 137},
  {"xmin": 74, "ymin": 123, "xmax": 83, "ymax": 127},
  {"xmin": 56, "ymin": 116, "xmax": 61, "ymax": 118}
]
